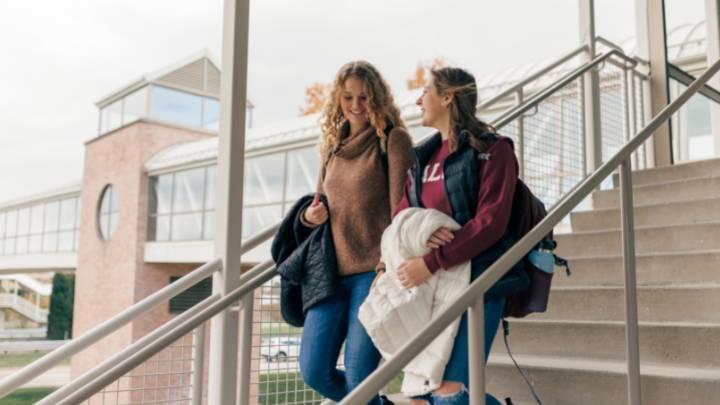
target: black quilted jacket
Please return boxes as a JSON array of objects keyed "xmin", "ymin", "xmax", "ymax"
[{"xmin": 270, "ymin": 194, "xmax": 338, "ymax": 327}]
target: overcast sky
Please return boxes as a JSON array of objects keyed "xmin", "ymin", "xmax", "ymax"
[{"xmin": 0, "ymin": 0, "xmax": 707, "ymax": 203}]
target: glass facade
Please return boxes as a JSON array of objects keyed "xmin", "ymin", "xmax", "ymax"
[
  {"xmin": 147, "ymin": 146, "xmax": 321, "ymax": 242},
  {"xmin": 0, "ymin": 196, "xmax": 81, "ymax": 256}
]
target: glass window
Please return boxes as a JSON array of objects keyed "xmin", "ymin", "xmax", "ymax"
[
  {"xmin": 171, "ymin": 213, "xmax": 203, "ymax": 241},
  {"xmin": 98, "ymin": 185, "xmax": 119, "ymax": 240},
  {"xmin": 29, "ymin": 235, "xmax": 42, "ymax": 253},
  {"xmin": 202, "ymin": 97, "xmax": 220, "ymax": 130},
  {"xmin": 205, "ymin": 166, "xmax": 216, "ymax": 210},
  {"xmin": 150, "ymin": 174, "xmax": 173, "ymax": 215},
  {"xmin": 244, "ymin": 154, "xmax": 286, "ymax": 205},
  {"xmin": 173, "ymin": 168, "xmax": 205, "ymax": 212},
  {"xmin": 203, "ymin": 212, "xmax": 214, "ymax": 240},
  {"xmin": 17, "ymin": 208, "xmax": 30, "ymax": 236},
  {"xmin": 4, "ymin": 238, "xmax": 15, "ymax": 255},
  {"xmin": 30, "ymin": 205, "xmax": 44, "ymax": 234},
  {"xmin": 242, "ymin": 205, "xmax": 282, "ymax": 239},
  {"xmin": 0, "ymin": 213, "xmax": 5, "ymax": 238},
  {"xmin": 58, "ymin": 231, "xmax": 74, "ymax": 252},
  {"xmin": 59, "ymin": 198, "xmax": 76, "ymax": 231},
  {"xmin": 44, "ymin": 202, "xmax": 60, "ymax": 233},
  {"xmin": 75, "ymin": 198, "xmax": 81, "ymax": 228},
  {"xmin": 6, "ymin": 211, "xmax": 17, "ymax": 237},
  {"xmin": 285, "ymin": 147, "xmax": 320, "ymax": 201},
  {"xmin": 123, "ymin": 87, "xmax": 148, "ymax": 124},
  {"xmin": 151, "ymin": 215, "xmax": 171, "ymax": 242},
  {"xmin": 150, "ymin": 85, "xmax": 203, "ymax": 128},
  {"xmin": 42, "ymin": 233, "xmax": 57, "ymax": 252},
  {"xmin": 102, "ymin": 100, "xmax": 123, "ymax": 133}
]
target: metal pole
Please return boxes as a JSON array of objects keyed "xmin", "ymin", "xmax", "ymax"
[
  {"xmin": 192, "ymin": 322, "xmax": 206, "ymax": 405},
  {"xmin": 580, "ymin": 0, "xmax": 603, "ymax": 173},
  {"xmin": 468, "ymin": 298, "xmax": 486, "ymax": 405},
  {"xmin": 515, "ymin": 90, "xmax": 525, "ymax": 180},
  {"xmin": 619, "ymin": 159, "xmax": 641, "ymax": 405},
  {"xmin": 236, "ymin": 293, "xmax": 254, "ymax": 404},
  {"xmin": 629, "ymin": 73, "xmax": 640, "ymax": 169},
  {"xmin": 209, "ymin": 0, "xmax": 251, "ymax": 403}
]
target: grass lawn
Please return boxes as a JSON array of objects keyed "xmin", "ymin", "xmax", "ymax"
[
  {"xmin": 0, "ymin": 387, "xmax": 55, "ymax": 405},
  {"xmin": 0, "ymin": 352, "xmax": 70, "ymax": 369}
]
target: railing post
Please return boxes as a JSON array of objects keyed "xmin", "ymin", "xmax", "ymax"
[
  {"xmin": 468, "ymin": 297, "xmax": 486, "ymax": 405},
  {"xmin": 619, "ymin": 159, "xmax": 642, "ymax": 405},
  {"xmin": 580, "ymin": 0, "xmax": 603, "ymax": 174},
  {"xmin": 515, "ymin": 90, "xmax": 525, "ymax": 180},
  {"xmin": 237, "ymin": 294, "xmax": 254, "ymax": 404},
  {"xmin": 191, "ymin": 322, "xmax": 206, "ymax": 405}
]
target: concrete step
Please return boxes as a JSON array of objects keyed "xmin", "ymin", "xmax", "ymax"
[
  {"xmin": 537, "ymin": 285, "xmax": 720, "ymax": 323},
  {"xmin": 491, "ymin": 319, "xmax": 720, "ymax": 368},
  {"xmin": 593, "ymin": 175, "xmax": 720, "ymax": 209},
  {"xmin": 486, "ymin": 354, "xmax": 720, "ymax": 405},
  {"xmin": 611, "ymin": 157, "xmax": 720, "ymax": 187},
  {"xmin": 570, "ymin": 197, "xmax": 720, "ymax": 231},
  {"xmin": 554, "ymin": 222, "xmax": 720, "ymax": 257},
  {"xmin": 553, "ymin": 250, "xmax": 720, "ymax": 287}
]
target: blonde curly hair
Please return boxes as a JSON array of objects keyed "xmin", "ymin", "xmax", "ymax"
[{"xmin": 319, "ymin": 61, "xmax": 405, "ymax": 165}]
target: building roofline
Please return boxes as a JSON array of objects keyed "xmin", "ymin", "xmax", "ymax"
[{"xmin": 0, "ymin": 182, "xmax": 82, "ymax": 211}]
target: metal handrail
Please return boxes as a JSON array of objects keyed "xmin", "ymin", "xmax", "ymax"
[
  {"xmin": 475, "ymin": 44, "xmax": 589, "ymax": 111},
  {"xmin": 0, "ymin": 222, "xmax": 279, "ymax": 398},
  {"xmin": 668, "ymin": 63, "xmax": 720, "ymax": 104},
  {"xmin": 56, "ymin": 260, "xmax": 279, "ymax": 404},
  {"xmin": 493, "ymin": 49, "xmax": 643, "ymax": 128},
  {"xmin": 341, "ymin": 56, "xmax": 720, "ymax": 405}
]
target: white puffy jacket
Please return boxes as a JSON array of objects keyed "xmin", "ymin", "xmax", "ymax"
[{"xmin": 358, "ymin": 208, "xmax": 470, "ymax": 397}]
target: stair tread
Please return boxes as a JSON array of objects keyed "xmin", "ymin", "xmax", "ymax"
[
  {"xmin": 552, "ymin": 283, "xmax": 720, "ymax": 291},
  {"xmin": 559, "ymin": 248, "xmax": 720, "ymax": 261},
  {"xmin": 574, "ymin": 195, "xmax": 720, "ymax": 214},
  {"xmin": 488, "ymin": 353, "xmax": 720, "ymax": 380},
  {"xmin": 605, "ymin": 173, "xmax": 720, "ymax": 191},
  {"xmin": 556, "ymin": 220, "xmax": 720, "ymax": 236},
  {"xmin": 506, "ymin": 319, "xmax": 720, "ymax": 328}
]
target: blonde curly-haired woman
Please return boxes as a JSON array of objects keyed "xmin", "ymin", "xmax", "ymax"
[{"xmin": 298, "ymin": 61, "xmax": 414, "ymax": 404}]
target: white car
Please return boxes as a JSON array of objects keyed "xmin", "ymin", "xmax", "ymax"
[{"xmin": 260, "ymin": 336, "xmax": 301, "ymax": 362}]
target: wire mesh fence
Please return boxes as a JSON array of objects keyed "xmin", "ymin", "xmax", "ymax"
[{"xmin": 81, "ymin": 327, "xmax": 202, "ymax": 405}]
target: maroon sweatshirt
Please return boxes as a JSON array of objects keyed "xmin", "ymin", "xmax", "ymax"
[{"xmin": 394, "ymin": 137, "xmax": 518, "ymax": 273}]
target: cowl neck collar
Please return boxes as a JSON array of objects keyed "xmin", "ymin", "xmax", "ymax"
[{"xmin": 333, "ymin": 122, "xmax": 377, "ymax": 160}]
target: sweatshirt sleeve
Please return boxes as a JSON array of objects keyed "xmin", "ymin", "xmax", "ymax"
[
  {"xmin": 422, "ymin": 139, "xmax": 518, "ymax": 272},
  {"xmin": 386, "ymin": 128, "xmax": 415, "ymax": 215}
]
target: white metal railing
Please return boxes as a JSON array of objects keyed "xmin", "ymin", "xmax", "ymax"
[
  {"xmin": 341, "ymin": 56, "xmax": 720, "ymax": 405},
  {"xmin": 0, "ymin": 223, "xmax": 278, "ymax": 401},
  {"xmin": 0, "ymin": 40, "xmax": 655, "ymax": 404},
  {"xmin": 0, "ymin": 293, "xmax": 48, "ymax": 323}
]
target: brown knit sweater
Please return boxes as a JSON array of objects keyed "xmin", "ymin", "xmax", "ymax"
[{"xmin": 317, "ymin": 124, "xmax": 414, "ymax": 276}]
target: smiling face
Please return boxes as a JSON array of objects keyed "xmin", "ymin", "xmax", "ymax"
[
  {"xmin": 416, "ymin": 76, "xmax": 450, "ymax": 131},
  {"xmin": 340, "ymin": 76, "xmax": 370, "ymax": 132}
]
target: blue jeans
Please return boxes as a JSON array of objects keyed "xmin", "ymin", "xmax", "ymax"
[
  {"xmin": 415, "ymin": 297, "xmax": 505, "ymax": 405},
  {"xmin": 299, "ymin": 271, "xmax": 381, "ymax": 405}
]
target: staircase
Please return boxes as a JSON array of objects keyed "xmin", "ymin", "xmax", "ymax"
[{"xmin": 487, "ymin": 157, "xmax": 720, "ymax": 404}]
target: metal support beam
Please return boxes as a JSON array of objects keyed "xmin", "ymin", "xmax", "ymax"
[
  {"xmin": 634, "ymin": 0, "xmax": 672, "ymax": 166},
  {"xmin": 191, "ymin": 323, "xmax": 206, "ymax": 405},
  {"xmin": 706, "ymin": 0, "xmax": 720, "ymax": 157},
  {"xmin": 468, "ymin": 299, "xmax": 486, "ymax": 405},
  {"xmin": 236, "ymin": 294, "xmax": 254, "ymax": 404},
  {"xmin": 208, "ymin": 0, "xmax": 250, "ymax": 404},
  {"xmin": 620, "ymin": 160, "xmax": 641, "ymax": 405},
  {"xmin": 580, "ymin": 0, "xmax": 603, "ymax": 173}
]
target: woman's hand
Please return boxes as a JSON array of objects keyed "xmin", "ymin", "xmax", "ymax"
[
  {"xmin": 396, "ymin": 258, "xmax": 432, "ymax": 288},
  {"xmin": 426, "ymin": 226, "xmax": 454, "ymax": 249},
  {"xmin": 303, "ymin": 194, "xmax": 328, "ymax": 226}
]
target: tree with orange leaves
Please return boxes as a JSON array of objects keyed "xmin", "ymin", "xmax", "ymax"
[
  {"xmin": 299, "ymin": 82, "xmax": 330, "ymax": 116},
  {"xmin": 406, "ymin": 57, "xmax": 447, "ymax": 90}
]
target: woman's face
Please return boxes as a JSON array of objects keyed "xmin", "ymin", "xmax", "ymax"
[
  {"xmin": 340, "ymin": 76, "xmax": 370, "ymax": 129},
  {"xmin": 417, "ymin": 77, "xmax": 448, "ymax": 129}
]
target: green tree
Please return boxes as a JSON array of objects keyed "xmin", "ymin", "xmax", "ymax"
[{"xmin": 46, "ymin": 273, "xmax": 75, "ymax": 340}]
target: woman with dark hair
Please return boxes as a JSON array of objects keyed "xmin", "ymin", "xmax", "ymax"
[
  {"xmin": 392, "ymin": 67, "xmax": 529, "ymax": 405},
  {"xmin": 298, "ymin": 60, "xmax": 414, "ymax": 404}
]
